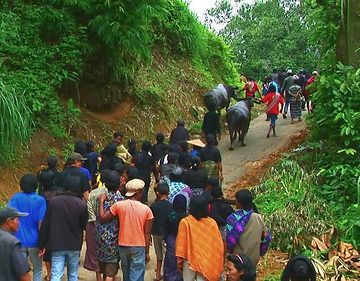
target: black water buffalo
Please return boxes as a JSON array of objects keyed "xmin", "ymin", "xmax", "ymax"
[
  {"xmin": 226, "ymin": 98, "xmax": 254, "ymax": 150},
  {"xmin": 204, "ymin": 84, "xmax": 238, "ymax": 113}
]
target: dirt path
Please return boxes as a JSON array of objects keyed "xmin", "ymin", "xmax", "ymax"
[{"xmin": 73, "ymin": 113, "xmax": 306, "ymax": 281}]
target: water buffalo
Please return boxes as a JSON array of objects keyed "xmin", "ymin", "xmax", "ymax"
[
  {"xmin": 204, "ymin": 84, "xmax": 238, "ymax": 113},
  {"xmin": 226, "ymin": 98, "xmax": 254, "ymax": 150}
]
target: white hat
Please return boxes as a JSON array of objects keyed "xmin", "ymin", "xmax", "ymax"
[{"xmin": 125, "ymin": 179, "xmax": 145, "ymax": 197}]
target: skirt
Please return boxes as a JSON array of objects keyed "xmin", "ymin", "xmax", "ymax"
[{"xmin": 84, "ymin": 222, "xmax": 100, "ymax": 272}]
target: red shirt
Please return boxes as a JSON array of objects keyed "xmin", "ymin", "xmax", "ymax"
[
  {"xmin": 262, "ymin": 92, "xmax": 284, "ymax": 115},
  {"xmin": 243, "ymin": 81, "xmax": 259, "ymax": 98}
]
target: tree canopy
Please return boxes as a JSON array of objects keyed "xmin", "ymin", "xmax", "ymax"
[{"xmin": 206, "ymin": 0, "xmax": 318, "ymax": 79}]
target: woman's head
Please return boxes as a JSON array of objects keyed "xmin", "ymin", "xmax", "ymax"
[
  {"xmin": 104, "ymin": 171, "xmax": 120, "ymax": 192},
  {"xmin": 281, "ymin": 256, "xmax": 316, "ymax": 281},
  {"xmin": 226, "ymin": 254, "xmax": 256, "ymax": 281},
  {"xmin": 173, "ymin": 194, "xmax": 187, "ymax": 212},
  {"xmin": 189, "ymin": 196, "xmax": 208, "ymax": 220},
  {"xmin": 235, "ymin": 189, "xmax": 257, "ymax": 212}
]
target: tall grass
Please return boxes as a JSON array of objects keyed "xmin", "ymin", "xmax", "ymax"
[{"xmin": 0, "ymin": 82, "xmax": 34, "ymax": 163}]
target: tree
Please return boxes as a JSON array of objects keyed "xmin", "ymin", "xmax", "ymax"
[{"xmin": 206, "ymin": 0, "xmax": 318, "ymax": 79}]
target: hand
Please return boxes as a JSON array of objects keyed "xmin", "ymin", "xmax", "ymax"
[
  {"xmin": 99, "ymin": 193, "xmax": 107, "ymax": 203},
  {"xmin": 146, "ymin": 253, "xmax": 150, "ymax": 263},
  {"xmin": 39, "ymin": 248, "xmax": 46, "ymax": 258}
]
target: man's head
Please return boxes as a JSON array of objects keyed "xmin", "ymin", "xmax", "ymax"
[
  {"xmin": 62, "ymin": 175, "xmax": 82, "ymax": 194},
  {"xmin": 47, "ymin": 155, "xmax": 58, "ymax": 170},
  {"xmin": 155, "ymin": 132, "xmax": 165, "ymax": 144},
  {"xmin": 125, "ymin": 179, "xmax": 145, "ymax": 199},
  {"xmin": 141, "ymin": 141, "xmax": 152, "ymax": 153},
  {"xmin": 0, "ymin": 207, "xmax": 28, "ymax": 233},
  {"xmin": 20, "ymin": 174, "xmax": 38, "ymax": 193},
  {"xmin": 155, "ymin": 181, "xmax": 169, "ymax": 198},
  {"xmin": 113, "ymin": 131, "xmax": 123, "ymax": 145},
  {"xmin": 177, "ymin": 119, "xmax": 185, "ymax": 127},
  {"xmin": 68, "ymin": 152, "xmax": 87, "ymax": 168}
]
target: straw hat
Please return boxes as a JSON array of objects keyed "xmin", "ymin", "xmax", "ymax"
[{"xmin": 187, "ymin": 139, "xmax": 205, "ymax": 148}]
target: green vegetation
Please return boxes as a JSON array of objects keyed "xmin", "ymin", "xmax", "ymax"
[
  {"xmin": 206, "ymin": 0, "xmax": 317, "ymax": 78},
  {"xmin": 0, "ymin": 0, "xmax": 239, "ymax": 163},
  {"xmin": 0, "ymin": 82, "xmax": 34, "ymax": 164},
  {"xmin": 249, "ymin": 0, "xmax": 360, "ymax": 264},
  {"xmin": 254, "ymin": 159, "xmax": 333, "ymax": 253}
]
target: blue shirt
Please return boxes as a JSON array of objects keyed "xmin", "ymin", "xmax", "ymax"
[
  {"xmin": 79, "ymin": 167, "xmax": 91, "ymax": 181},
  {"xmin": 8, "ymin": 192, "xmax": 46, "ymax": 247}
]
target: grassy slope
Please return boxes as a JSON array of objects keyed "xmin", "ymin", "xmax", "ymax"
[{"xmin": 0, "ymin": 53, "xmax": 219, "ymax": 200}]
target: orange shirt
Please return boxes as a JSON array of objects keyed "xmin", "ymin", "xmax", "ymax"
[{"xmin": 110, "ymin": 199, "xmax": 154, "ymax": 247}]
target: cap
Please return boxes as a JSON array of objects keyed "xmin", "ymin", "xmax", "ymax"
[
  {"xmin": 187, "ymin": 139, "xmax": 205, "ymax": 148},
  {"xmin": 125, "ymin": 179, "xmax": 145, "ymax": 197},
  {"xmin": 0, "ymin": 207, "xmax": 28, "ymax": 221},
  {"xmin": 69, "ymin": 152, "xmax": 87, "ymax": 162}
]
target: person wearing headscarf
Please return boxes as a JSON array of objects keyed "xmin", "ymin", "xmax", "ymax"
[
  {"xmin": 281, "ymin": 255, "xmax": 316, "ymax": 281},
  {"xmin": 175, "ymin": 196, "xmax": 224, "ymax": 281},
  {"xmin": 225, "ymin": 189, "xmax": 271, "ymax": 268}
]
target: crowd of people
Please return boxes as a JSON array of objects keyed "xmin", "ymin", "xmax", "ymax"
[{"xmin": 0, "ymin": 70, "xmax": 319, "ymax": 281}]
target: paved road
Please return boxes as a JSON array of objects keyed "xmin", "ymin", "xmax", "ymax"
[{"xmin": 75, "ymin": 113, "xmax": 307, "ymax": 280}]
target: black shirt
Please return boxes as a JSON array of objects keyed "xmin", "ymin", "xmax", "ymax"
[
  {"xmin": 184, "ymin": 169, "xmax": 208, "ymax": 190},
  {"xmin": 209, "ymin": 199, "xmax": 234, "ymax": 227},
  {"xmin": 202, "ymin": 111, "xmax": 220, "ymax": 136},
  {"xmin": 134, "ymin": 151, "xmax": 155, "ymax": 184},
  {"xmin": 150, "ymin": 199, "xmax": 174, "ymax": 235},
  {"xmin": 179, "ymin": 151, "xmax": 191, "ymax": 170},
  {"xmin": 199, "ymin": 145, "xmax": 222, "ymax": 163},
  {"xmin": 61, "ymin": 166, "xmax": 91, "ymax": 197},
  {"xmin": 169, "ymin": 126, "xmax": 190, "ymax": 145},
  {"xmin": 39, "ymin": 192, "xmax": 88, "ymax": 251},
  {"xmin": 151, "ymin": 143, "xmax": 169, "ymax": 162}
]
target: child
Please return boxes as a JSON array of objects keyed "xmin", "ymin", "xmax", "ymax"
[
  {"xmin": 262, "ymin": 84, "xmax": 284, "ymax": 138},
  {"xmin": 150, "ymin": 182, "xmax": 174, "ymax": 281}
]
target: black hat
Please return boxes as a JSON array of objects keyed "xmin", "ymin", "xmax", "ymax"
[{"xmin": 0, "ymin": 207, "xmax": 28, "ymax": 221}]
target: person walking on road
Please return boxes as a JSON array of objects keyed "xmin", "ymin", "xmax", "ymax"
[
  {"xmin": 98, "ymin": 179, "xmax": 154, "ymax": 281},
  {"xmin": 0, "ymin": 206, "xmax": 31, "ymax": 281},
  {"xmin": 175, "ymin": 196, "xmax": 224, "ymax": 281},
  {"xmin": 39, "ymin": 175, "xmax": 88, "ymax": 281},
  {"xmin": 202, "ymin": 104, "xmax": 221, "ymax": 146},
  {"xmin": 262, "ymin": 84, "xmax": 284, "ymax": 138},
  {"xmin": 8, "ymin": 174, "xmax": 47, "ymax": 281}
]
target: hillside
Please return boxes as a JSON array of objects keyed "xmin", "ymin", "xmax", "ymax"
[{"xmin": 0, "ymin": 0, "xmax": 240, "ymax": 199}]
